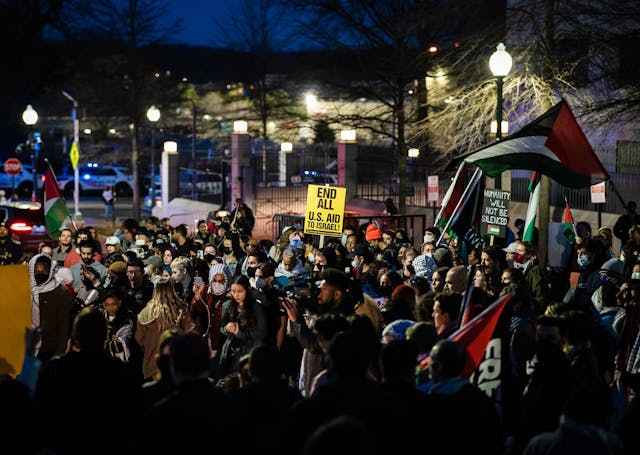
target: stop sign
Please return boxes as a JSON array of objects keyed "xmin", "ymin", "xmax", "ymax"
[{"xmin": 4, "ymin": 158, "xmax": 22, "ymax": 176}]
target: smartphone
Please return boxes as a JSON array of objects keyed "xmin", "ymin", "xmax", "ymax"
[{"xmin": 194, "ymin": 276, "xmax": 204, "ymax": 287}]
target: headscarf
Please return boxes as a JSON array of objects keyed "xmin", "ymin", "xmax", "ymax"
[
  {"xmin": 29, "ymin": 253, "xmax": 59, "ymax": 355},
  {"xmin": 208, "ymin": 262, "xmax": 232, "ymax": 295}
]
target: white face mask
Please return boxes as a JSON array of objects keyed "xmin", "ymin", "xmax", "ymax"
[
  {"xmin": 351, "ymin": 258, "xmax": 359, "ymax": 269},
  {"xmin": 210, "ymin": 282, "xmax": 227, "ymax": 296},
  {"xmin": 341, "ymin": 234, "xmax": 347, "ymax": 246},
  {"xmin": 307, "ymin": 253, "xmax": 315, "ymax": 264},
  {"xmin": 632, "ymin": 272, "xmax": 640, "ymax": 280},
  {"xmin": 424, "ymin": 234, "xmax": 435, "ymax": 244}
]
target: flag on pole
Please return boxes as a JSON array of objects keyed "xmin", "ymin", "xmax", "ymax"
[
  {"xmin": 458, "ymin": 282, "xmax": 476, "ymax": 328},
  {"xmin": 44, "ymin": 162, "xmax": 71, "ymax": 238},
  {"xmin": 445, "ymin": 168, "xmax": 485, "ymax": 249},
  {"xmin": 456, "ymin": 100, "xmax": 609, "ymax": 189},
  {"xmin": 419, "ymin": 292, "xmax": 513, "ymax": 378},
  {"xmin": 523, "ymin": 171, "xmax": 541, "ymax": 243},
  {"xmin": 435, "ymin": 161, "xmax": 466, "ymax": 230},
  {"xmin": 562, "ymin": 197, "xmax": 577, "ymax": 244}
]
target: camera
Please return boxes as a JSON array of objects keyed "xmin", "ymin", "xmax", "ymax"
[{"xmin": 272, "ymin": 272, "xmax": 320, "ymax": 310}]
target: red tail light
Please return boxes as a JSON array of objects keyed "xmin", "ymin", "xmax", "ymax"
[{"xmin": 10, "ymin": 222, "xmax": 33, "ymax": 233}]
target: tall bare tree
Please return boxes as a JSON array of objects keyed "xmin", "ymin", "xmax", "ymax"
[{"xmin": 61, "ymin": 0, "xmax": 181, "ymax": 219}]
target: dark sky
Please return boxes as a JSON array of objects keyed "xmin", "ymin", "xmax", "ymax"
[{"xmin": 165, "ymin": 0, "xmax": 232, "ymax": 47}]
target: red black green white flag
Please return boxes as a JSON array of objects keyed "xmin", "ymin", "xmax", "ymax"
[
  {"xmin": 456, "ymin": 100, "xmax": 609, "ymax": 189},
  {"xmin": 44, "ymin": 162, "xmax": 71, "ymax": 238},
  {"xmin": 563, "ymin": 197, "xmax": 577, "ymax": 244}
]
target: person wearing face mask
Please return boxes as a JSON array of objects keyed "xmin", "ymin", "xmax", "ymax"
[
  {"xmin": 513, "ymin": 241, "xmax": 549, "ymax": 315},
  {"xmin": 29, "ymin": 253, "xmax": 73, "ymax": 362},
  {"xmin": 190, "ymin": 262, "xmax": 233, "ymax": 356},
  {"xmin": 574, "ymin": 239, "xmax": 602, "ymax": 294}
]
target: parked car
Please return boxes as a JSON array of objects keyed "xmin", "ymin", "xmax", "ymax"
[
  {"xmin": 0, "ymin": 162, "xmax": 42, "ymax": 198},
  {"xmin": 0, "ymin": 201, "xmax": 49, "ymax": 253},
  {"xmin": 296, "ymin": 170, "xmax": 338, "ymax": 185},
  {"xmin": 57, "ymin": 164, "xmax": 134, "ymax": 196}
]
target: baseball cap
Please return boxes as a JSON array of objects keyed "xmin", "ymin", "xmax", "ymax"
[
  {"xmin": 105, "ymin": 236, "xmax": 121, "ymax": 246},
  {"xmin": 143, "ymin": 255, "xmax": 163, "ymax": 269},
  {"xmin": 503, "ymin": 242, "xmax": 518, "ymax": 254}
]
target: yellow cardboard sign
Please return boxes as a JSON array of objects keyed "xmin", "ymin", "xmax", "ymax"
[
  {"xmin": 70, "ymin": 141, "xmax": 80, "ymax": 170},
  {"xmin": 0, "ymin": 264, "xmax": 31, "ymax": 377},
  {"xmin": 304, "ymin": 184, "xmax": 346, "ymax": 237}
]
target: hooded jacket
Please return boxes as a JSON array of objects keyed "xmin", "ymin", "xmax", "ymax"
[{"xmin": 29, "ymin": 253, "xmax": 72, "ymax": 361}]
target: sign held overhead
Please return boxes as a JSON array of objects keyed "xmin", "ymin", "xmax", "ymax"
[{"xmin": 304, "ymin": 184, "xmax": 346, "ymax": 237}]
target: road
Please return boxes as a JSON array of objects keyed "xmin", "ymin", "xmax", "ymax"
[{"xmin": 74, "ymin": 196, "xmax": 145, "ymax": 225}]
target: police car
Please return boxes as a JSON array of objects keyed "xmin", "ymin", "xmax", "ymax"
[{"xmin": 57, "ymin": 163, "xmax": 134, "ymax": 196}]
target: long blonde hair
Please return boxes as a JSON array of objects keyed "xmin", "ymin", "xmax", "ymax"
[{"xmin": 145, "ymin": 279, "xmax": 184, "ymax": 331}]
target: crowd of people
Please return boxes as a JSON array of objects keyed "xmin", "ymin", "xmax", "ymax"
[{"xmin": 2, "ymin": 197, "xmax": 640, "ymax": 455}]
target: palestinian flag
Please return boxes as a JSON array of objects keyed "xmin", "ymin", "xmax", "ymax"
[
  {"xmin": 563, "ymin": 198, "xmax": 577, "ymax": 244},
  {"xmin": 435, "ymin": 161, "xmax": 466, "ymax": 231},
  {"xmin": 446, "ymin": 168, "xmax": 486, "ymax": 249},
  {"xmin": 44, "ymin": 162, "xmax": 70, "ymax": 238},
  {"xmin": 419, "ymin": 292, "xmax": 513, "ymax": 378},
  {"xmin": 456, "ymin": 100, "xmax": 609, "ymax": 189},
  {"xmin": 523, "ymin": 171, "xmax": 541, "ymax": 243}
]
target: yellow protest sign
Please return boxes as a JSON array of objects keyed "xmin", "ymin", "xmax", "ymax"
[
  {"xmin": 304, "ymin": 184, "xmax": 346, "ymax": 237},
  {"xmin": 70, "ymin": 141, "xmax": 80, "ymax": 170},
  {"xmin": 0, "ymin": 264, "xmax": 31, "ymax": 377}
]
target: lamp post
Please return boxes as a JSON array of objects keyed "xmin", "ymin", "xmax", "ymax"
[
  {"xmin": 489, "ymin": 43, "xmax": 512, "ymax": 189},
  {"xmin": 22, "ymin": 105, "xmax": 38, "ymax": 202},
  {"xmin": 62, "ymin": 91, "xmax": 81, "ymax": 217},
  {"xmin": 146, "ymin": 105, "xmax": 160, "ymax": 206}
]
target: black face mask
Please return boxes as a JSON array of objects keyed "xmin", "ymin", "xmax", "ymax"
[
  {"xmin": 35, "ymin": 273, "xmax": 49, "ymax": 285},
  {"xmin": 222, "ymin": 247, "xmax": 232, "ymax": 254},
  {"xmin": 246, "ymin": 266, "xmax": 257, "ymax": 278}
]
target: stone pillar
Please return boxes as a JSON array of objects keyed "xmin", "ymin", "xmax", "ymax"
[
  {"xmin": 337, "ymin": 133, "xmax": 357, "ymax": 201},
  {"xmin": 161, "ymin": 141, "xmax": 179, "ymax": 208},
  {"xmin": 231, "ymin": 131, "xmax": 251, "ymax": 208}
]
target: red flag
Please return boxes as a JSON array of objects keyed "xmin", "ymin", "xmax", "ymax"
[
  {"xmin": 419, "ymin": 292, "xmax": 513, "ymax": 378},
  {"xmin": 458, "ymin": 283, "xmax": 475, "ymax": 327},
  {"xmin": 562, "ymin": 198, "xmax": 577, "ymax": 244},
  {"xmin": 435, "ymin": 161, "xmax": 467, "ymax": 230}
]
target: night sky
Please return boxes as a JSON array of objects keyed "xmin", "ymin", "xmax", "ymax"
[{"xmin": 164, "ymin": 0, "xmax": 235, "ymax": 47}]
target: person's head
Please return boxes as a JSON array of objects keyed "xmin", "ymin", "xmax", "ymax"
[
  {"xmin": 576, "ymin": 221, "xmax": 592, "ymax": 239},
  {"xmin": 197, "ymin": 220, "xmax": 209, "ymax": 237},
  {"xmin": 380, "ymin": 339, "xmax": 419, "ymax": 383},
  {"xmin": 281, "ymin": 247, "xmax": 298, "ymax": 271},
  {"xmin": 71, "ymin": 307, "xmax": 107, "ymax": 352},
  {"xmin": 429, "ymin": 340, "xmax": 467, "ymax": 383},
  {"xmin": 172, "ymin": 224, "xmax": 188, "ymax": 243},
  {"xmin": 432, "ymin": 292, "xmax": 462, "ymax": 333},
  {"xmin": 75, "ymin": 228, "xmax": 91, "ymax": 244},
  {"xmin": 481, "ymin": 246, "xmax": 505, "ymax": 270},
  {"xmin": 382, "ymin": 230, "xmax": 395, "ymax": 247},
  {"xmin": 248, "ymin": 343, "xmax": 283, "ymax": 382},
  {"xmin": 102, "ymin": 290, "xmax": 123, "ymax": 318},
  {"xmin": 170, "ymin": 332, "xmax": 211, "ymax": 385},
  {"xmin": 126, "ymin": 258, "xmax": 145, "ymax": 287},
  {"xmin": 443, "ymin": 265, "xmax": 467, "ymax": 293},
  {"xmin": 153, "ymin": 329, "xmax": 181, "ymax": 382},
  {"xmin": 171, "ymin": 256, "xmax": 192, "ymax": 285},
  {"xmin": 78, "ymin": 240, "xmax": 95, "ymax": 265},
  {"xmin": 406, "ymin": 321, "xmax": 438, "ymax": 354},
  {"xmin": 120, "ymin": 219, "xmax": 138, "ymax": 242},
  {"xmin": 317, "ymin": 268, "xmax": 350, "ymax": 310},
  {"xmin": 58, "ymin": 228, "xmax": 73, "ymax": 246},
  {"xmin": 345, "ymin": 233, "xmax": 358, "ymax": 253},
  {"xmin": 105, "ymin": 235, "xmax": 122, "ymax": 254},
  {"xmin": 38, "ymin": 241, "xmax": 53, "ymax": 256},
  {"xmin": 627, "ymin": 201, "xmax": 637, "ymax": 214},
  {"xmin": 162, "ymin": 246, "xmax": 177, "ymax": 266},
  {"xmin": 365, "ymin": 224, "xmax": 383, "ymax": 246},
  {"xmin": 33, "ymin": 255, "xmax": 53, "ymax": 285},
  {"xmin": 535, "ymin": 316, "xmax": 564, "ymax": 347},
  {"xmin": 467, "ymin": 248, "xmax": 482, "ymax": 267},
  {"xmin": 431, "ymin": 266, "xmax": 449, "ymax": 292},
  {"xmin": 231, "ymin": 275, "xmax": 252, "ymax": 304}
]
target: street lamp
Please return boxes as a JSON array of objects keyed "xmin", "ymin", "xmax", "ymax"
[
  {"xmin": 489, "ymin": 42, "xmax": 512, "ymax": 188},
  {"xmin": 146, "ymin": 105, "xmax": 160, "ymax": 206},
  {"xmin": 22, "ymin": 105, "xmax": 38, "ymax": 202}
]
